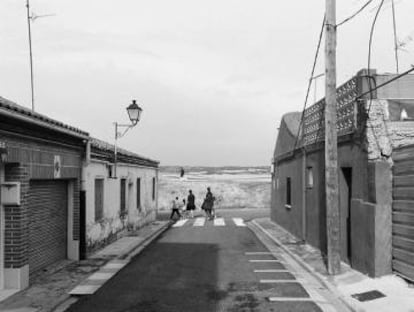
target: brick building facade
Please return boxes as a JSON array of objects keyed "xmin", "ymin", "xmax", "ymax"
[{"xmin": 0, "ymin": 97, "xmax": 88, "ymax": 289}]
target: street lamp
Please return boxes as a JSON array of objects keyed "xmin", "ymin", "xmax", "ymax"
[
  {"xmin": 126, "ymin": 99, "xmax": 142, "ymax": 126},
  {"xmin": 114, "ymin": 99, "xmax": 143, "ymax": 177}
]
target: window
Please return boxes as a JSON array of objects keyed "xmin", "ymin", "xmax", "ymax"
[
  {"xmin": 306, "ymin": 167, "xmax": 314, "ymax": 189},
  {"xmin": 94, "ymin": 179, "xmax": 104, "ymax": 221},
  {"xmin": 136, "ymin": 178, "xmax": 141, "ymax": 211},
  {"xmin": 120, "ymin": 178, "xmax": 127, "ymax": 215},
  {"xmin": 286, "ymin": 177, "xmax": 292, "ymax": 208},
  {"xmin": 107, "ymin": 164, "xmax": 114, "ymax": 178},
  {"xmin": 152, "ymin": 177, "xmax": 156, "ymax": 201}
]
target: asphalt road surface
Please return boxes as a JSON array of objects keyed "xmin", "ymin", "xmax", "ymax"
[{"xmin": 67, "ymin": 209, "xmax": 325, "ymax": 312}]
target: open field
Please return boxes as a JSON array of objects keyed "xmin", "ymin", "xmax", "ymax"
[{"xmin": 158, "ymin": 166, "xmax": 271, "ymax": 211}]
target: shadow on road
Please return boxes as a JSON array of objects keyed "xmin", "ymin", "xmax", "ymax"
[{"xmin": 66, "ymin": 242, "xmax": 221, "ymax": 312}]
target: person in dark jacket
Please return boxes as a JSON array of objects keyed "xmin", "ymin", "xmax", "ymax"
[
  {"xmin": 186, "ymin": 190, "xmax": 196, "ymax": 218},
  {"xmin": 204, "ymin": 187, "xmax": 215, "ymax": 220}
]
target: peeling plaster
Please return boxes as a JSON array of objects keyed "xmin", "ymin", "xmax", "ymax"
[
  {"xmin": 87, "ymin": 215, "xmax": 126, "ymax": 248},
  {"xmin": 366, "ymin": 100, "xmax": 393, "ymax": 162},
  {"xmin": 365, "ymin": 100, "xmax": 414, "ymax": 163}
]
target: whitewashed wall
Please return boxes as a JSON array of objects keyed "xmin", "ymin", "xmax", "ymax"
[{"xmin": 84, "ymin": 160, "xmax": 158, "ymax": 251}]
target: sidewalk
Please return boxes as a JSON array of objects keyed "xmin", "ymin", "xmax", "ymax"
[
  {"xmin": 252, "ymin": 217, "xmax": 414, "ymax": 312},
  {"xmin": 0, "ymin": 220, "xmax": 171, "ymax": 312}
]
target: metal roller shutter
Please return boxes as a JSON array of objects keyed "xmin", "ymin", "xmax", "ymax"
[
  {"xmin": 392, "ymin": 145, "xmax": 414, "ymax": 282},
  {"xmin": 28, "ymin": 180, "xmax": 68, "ymax": 276}
]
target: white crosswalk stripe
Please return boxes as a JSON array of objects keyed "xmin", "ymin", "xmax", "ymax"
[
  {"xmin": 268, "ymin": 297, "xmax": 319, "ymax": 302},
  {"xmin": 249, "ymin": 259, "xmax": 281, "ymax": 263},
  {"xmin": 172, "ymin": 219, "xmax": 188, "ymax": 227},
  {"xmin": 254, "ymin": 269, "xmax": 289, "ymax": 273},
  {"xmin": 172, "ymin": 217, "xmax": 249, "ymax": 228},
  {"xmin": 245, "ymin": 252, "xmax": 272, "ymax": 255},
  {"xmin": 233, "ymin": 218, "xmax": 246, "ymax": 227},
  {"xmin": 260, "ymin": 279, "xmax": 298, "ymax": 283},
  {"xmin": 213, "ymin": 218, "xmax": 226, "ymax": 226},
  {"xmin": 193, "ymin": 217, "xmax": 206, "ymax": 227}
]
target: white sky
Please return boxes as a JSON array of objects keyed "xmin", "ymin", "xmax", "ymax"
[{"xmin": 1, "ymin": 0, "xmax": 413, "ymax": 166}]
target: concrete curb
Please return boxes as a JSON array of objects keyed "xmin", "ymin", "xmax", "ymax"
[
  {"xmin": 51, "ymin": 221, "xmax": 173, "ymax": 312},
  {"xmin": 250, "ymin": 219, "xmax": 361, "ymax": 312}
]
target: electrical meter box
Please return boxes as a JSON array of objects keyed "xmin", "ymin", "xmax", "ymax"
[{"xmin": 1, "ymin": 182, "xmax": 21, "ymax": 206}]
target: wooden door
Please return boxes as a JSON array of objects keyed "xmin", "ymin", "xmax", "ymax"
[{"xmin": 339, "ymin": 167, "xmax": 352, "ymax": 264}]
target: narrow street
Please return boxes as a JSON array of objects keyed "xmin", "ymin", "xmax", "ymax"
[{"xmin": 65, "ymin": 210, "xmax": 336, "ymax": 312}]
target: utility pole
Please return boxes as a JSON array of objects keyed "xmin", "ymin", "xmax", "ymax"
[{"xmin": 325, "ymin": 0, "xmax": 341, "ymax": 275}]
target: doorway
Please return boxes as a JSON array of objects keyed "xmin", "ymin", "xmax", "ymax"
[{"xmin": 339, "ymin": 167, "xmax": 352, "ymax": 264}]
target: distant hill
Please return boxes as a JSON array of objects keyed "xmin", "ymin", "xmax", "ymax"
[
  {"xmin": 160, "ymin": 166, "xmax": 270, "ymax": 175},
  {"xmin": 158, "ymin": 165, "xmax": 271, "ymax": 210}
]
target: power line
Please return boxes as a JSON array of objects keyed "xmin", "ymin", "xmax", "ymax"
[
  {"xmin": 337, "ymin": 0, "xmax": 374, "ymax": 27},
  {"xmin": 366, "ymin": 0, "xmax": 386, "ymax": 117},
  {"xmin": 292, "ymin": 15, "xmax": 326, "ymax": 151}
]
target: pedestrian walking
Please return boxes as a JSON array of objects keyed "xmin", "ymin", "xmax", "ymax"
[
  {"xmin": 180, "ymin": 198, "xmax": 188, "ymax": 219},
  {"xmin": 201, "ymin": 198, "xmax": 209, "ymax": 218},
  {"xmin": 170, "ymin": 196, "xmax": 182, "ymax": 220},
  {"xmin": 186, "ymin": 190, "xmax": 196, "ymax": 218},
  {"xmin": 204, "ymin": 187, "xmax": 216, "ymax": 220}
]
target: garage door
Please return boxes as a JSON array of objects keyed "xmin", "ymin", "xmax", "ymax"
[
  {"xmin": 392, "ymin": 145, "xmax": 414, "ymax": 282},
  {"xmin": 28, "ymin": 180, "xmax": 68, "ymax": 275}
]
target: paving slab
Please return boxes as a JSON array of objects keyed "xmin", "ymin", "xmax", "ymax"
[
  {"xmin": 87, "ymin": 272, "xmax": 116, "ymax": 280},
  {"xmin": 69, "ymin": 285, "xmax": 101, "ymax": 296},
  {"xmin": 91, "ymin": 237, "xmax": 144, "ymax": 259},
  {"xmin": 102, "ymin": 263, "xmax": 126, "ymax": 270},
  {"xmin": 1, "ymin": 308, "xmax": 39, "ymax": 312}
]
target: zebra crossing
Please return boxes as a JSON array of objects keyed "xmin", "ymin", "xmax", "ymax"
[
  {"xmin": 172, "ymin": 217, "xmax": 247, "ymax": 228},
  {"xmin": 193, "ymin": 217, "xmax": 206, "ymax": 227}
]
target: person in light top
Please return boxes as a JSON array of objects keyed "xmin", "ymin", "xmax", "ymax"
[{"xmin": 170, "ymin": 196, "xmax": 181, "ymax": 220}]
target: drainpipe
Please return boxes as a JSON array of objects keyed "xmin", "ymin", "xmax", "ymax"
[
  {"xmin": 81, "ymin": 139, "xmax": 91, "ymax": 192},
  {"xmin": 79, "ymin": 139, "xmax": 91, "ymax": 260},
  {"xmin": 302, "ymin": 147, "xmax": 307, "ymax": 241}
]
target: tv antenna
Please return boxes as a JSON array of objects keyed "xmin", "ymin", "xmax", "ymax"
[
  {"xmin": 25, "ymin": 0, "xmax": 55, "ymax": 111},
  {"xmin": 397, "ymin": 31, "xmax": 414, "ymax": 52},
  {"xmin": 31, "ymin": 12, "xmax": 56, "ymax": 22}
]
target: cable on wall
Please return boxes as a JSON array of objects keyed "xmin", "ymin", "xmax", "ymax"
[{"xmin": 366, "ymin": 0, "xmax": 386, "ymax": 118}]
